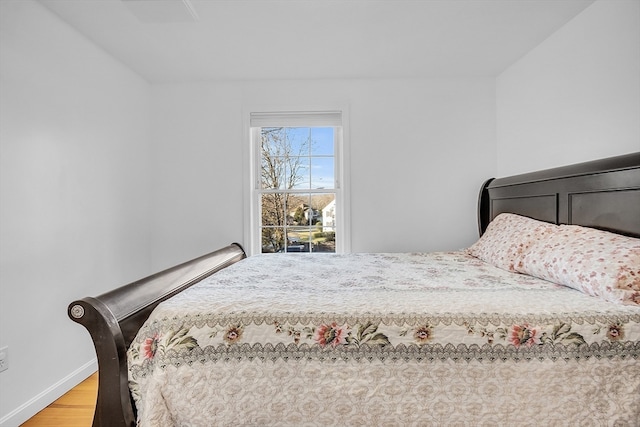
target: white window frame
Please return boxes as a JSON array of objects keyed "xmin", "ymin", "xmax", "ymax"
[{"xmin": 244, "ymin": 109, "xmax": 350, "ymax": 256}]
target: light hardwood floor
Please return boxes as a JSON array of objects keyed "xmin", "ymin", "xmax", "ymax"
[{"xmin": 21, "ymin": 372, "xmax": 97, "ymax": 427}]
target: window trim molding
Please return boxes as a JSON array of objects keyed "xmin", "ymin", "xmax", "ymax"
[{"xmin": 242, "ymin": 105, "xmax": 351, "ymax": 256}]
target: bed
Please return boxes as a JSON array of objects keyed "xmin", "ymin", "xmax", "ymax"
[{"xmin": 69, "ymin": 152, "xmax": 640, "ymax": 427}]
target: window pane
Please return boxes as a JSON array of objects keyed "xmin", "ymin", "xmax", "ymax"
[
  {"xmin": 261, "ymin": 155, "xmax": 286, "ymax": 189},
  {"xmin": 286, "ymin": 194, "xmax": 307, "ymax": 225},
  {"xmin": 312, "ymin": 194, "xmax": 336, "ymax": 253},
  {"xmin": 312, "ymin": 194, "xmax": 336, "ymax": 252},
  {"xmin": 262, "ymin": 227, "xmax": 284, "ymax": 253},
  {"xmin": 314, "ymin": 227, "xmax": 336, "ymax": 253},
  {"xmin": 286, "ymin": 128, "xmax": 311, "ymax": 155},
  {"xmin": 310, "ymin": 157, "xmax": 334, "ymax": 189},
  {"xmin": 311, "ymin": 128, "xmax": 334, "ymax": 156},
  {"xmin": 261, "ymin": 127, "xmax": 284, "ymax": 152},
  {"xmin": 289, "ymin": 157, "xmax": 310, "ymax": 189},
  {"xmin": 261, "ymin": 193, "xmax": 287, "ymax": 226},
  {"xmin": 261, "ymin": 127, "xmax": 286, "ymax": 189},
  {"xmin": 286, "ymin": 227, "xmax": 311, "ymax": 252}
]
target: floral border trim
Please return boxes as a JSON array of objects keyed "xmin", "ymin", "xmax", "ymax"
[{"xmin": 145, "ymin": 311, "xmax": 640, "ymax": 331}]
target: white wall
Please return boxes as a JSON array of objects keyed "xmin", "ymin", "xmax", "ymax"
[
  {"xmin": 148, "ymin": 82, "xmax": 245, "ymax": 269},
  {"xmin": 0, "ymin": 1, "xmax": 151, "ymax": 425},
  {"xmin": 496, "ymin": 0, "xmax": 640, "ymax": 176},
  {"xmin": 149, "ymin": 78, "xmax": 496, "ymax": 269},
  {"xmin": 346, "ymin": 79, "xmax": 495, "ymax": 252}
]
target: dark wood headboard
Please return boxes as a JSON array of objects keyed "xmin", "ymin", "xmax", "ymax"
[{"xmin": 478, "ymin": 152, "xmax": 640, "ymax": 238}]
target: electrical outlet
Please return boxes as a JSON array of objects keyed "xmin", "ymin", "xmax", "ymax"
[{"xmin": 0, "ymin": 346, "xmax": 8, "ymax": 372}]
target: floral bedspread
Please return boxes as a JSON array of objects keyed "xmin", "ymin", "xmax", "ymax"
[{"xmin": 128, "ymin": 252, "xmax": 640, "ymax": 426}]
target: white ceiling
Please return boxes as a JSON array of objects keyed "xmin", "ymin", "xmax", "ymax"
[{"xmin": 38, "ymin": 0, "xmax": 596, "ymax": 83}]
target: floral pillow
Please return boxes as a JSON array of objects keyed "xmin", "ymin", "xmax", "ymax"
[
  {"xmin": 517, "ymin": 225, "xmax": 640, "ymax": 306},
  {"xmin": 466, "ymin": 213, "xmax": 557, "ymax": 272}
]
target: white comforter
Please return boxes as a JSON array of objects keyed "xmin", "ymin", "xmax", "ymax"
[{"xmin": 128, "ymin": 252, "xmax": 640, "ymax": 426}]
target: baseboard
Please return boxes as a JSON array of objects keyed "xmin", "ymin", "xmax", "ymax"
[{"xmin": 0, "ymin": 359, "xmax": 97, "ymax": 427}]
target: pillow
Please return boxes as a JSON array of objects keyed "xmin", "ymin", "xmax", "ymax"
[
  {"xmin": 466, "ymin": 213, "xmax": 557, "ymax": 272},
  {"xmin": 517, "ymin": 225, "xmax": 640, "ymax": 306}
]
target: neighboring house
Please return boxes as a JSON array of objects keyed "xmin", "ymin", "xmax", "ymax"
[
  {"xmin": 322, "ymin": 199, "xmax": 336, "ymax": 231},
  {"xmin": 304, "ymin": 206, "xmax": 321, "ymax": 224}
]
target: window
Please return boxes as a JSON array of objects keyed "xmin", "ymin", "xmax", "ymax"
[{"xmin": 248, "ymin": 111, "xmax": 347, "ymax": 254}]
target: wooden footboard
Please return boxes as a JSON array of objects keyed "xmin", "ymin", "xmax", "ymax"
[{"xmin": 68, "ymin": 243, "xmax": 246, "ymax": 427}]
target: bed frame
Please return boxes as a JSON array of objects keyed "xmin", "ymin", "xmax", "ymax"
[{"xmin": 69, "ymin": 151, "xmax": 640, "ymax": 427}]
